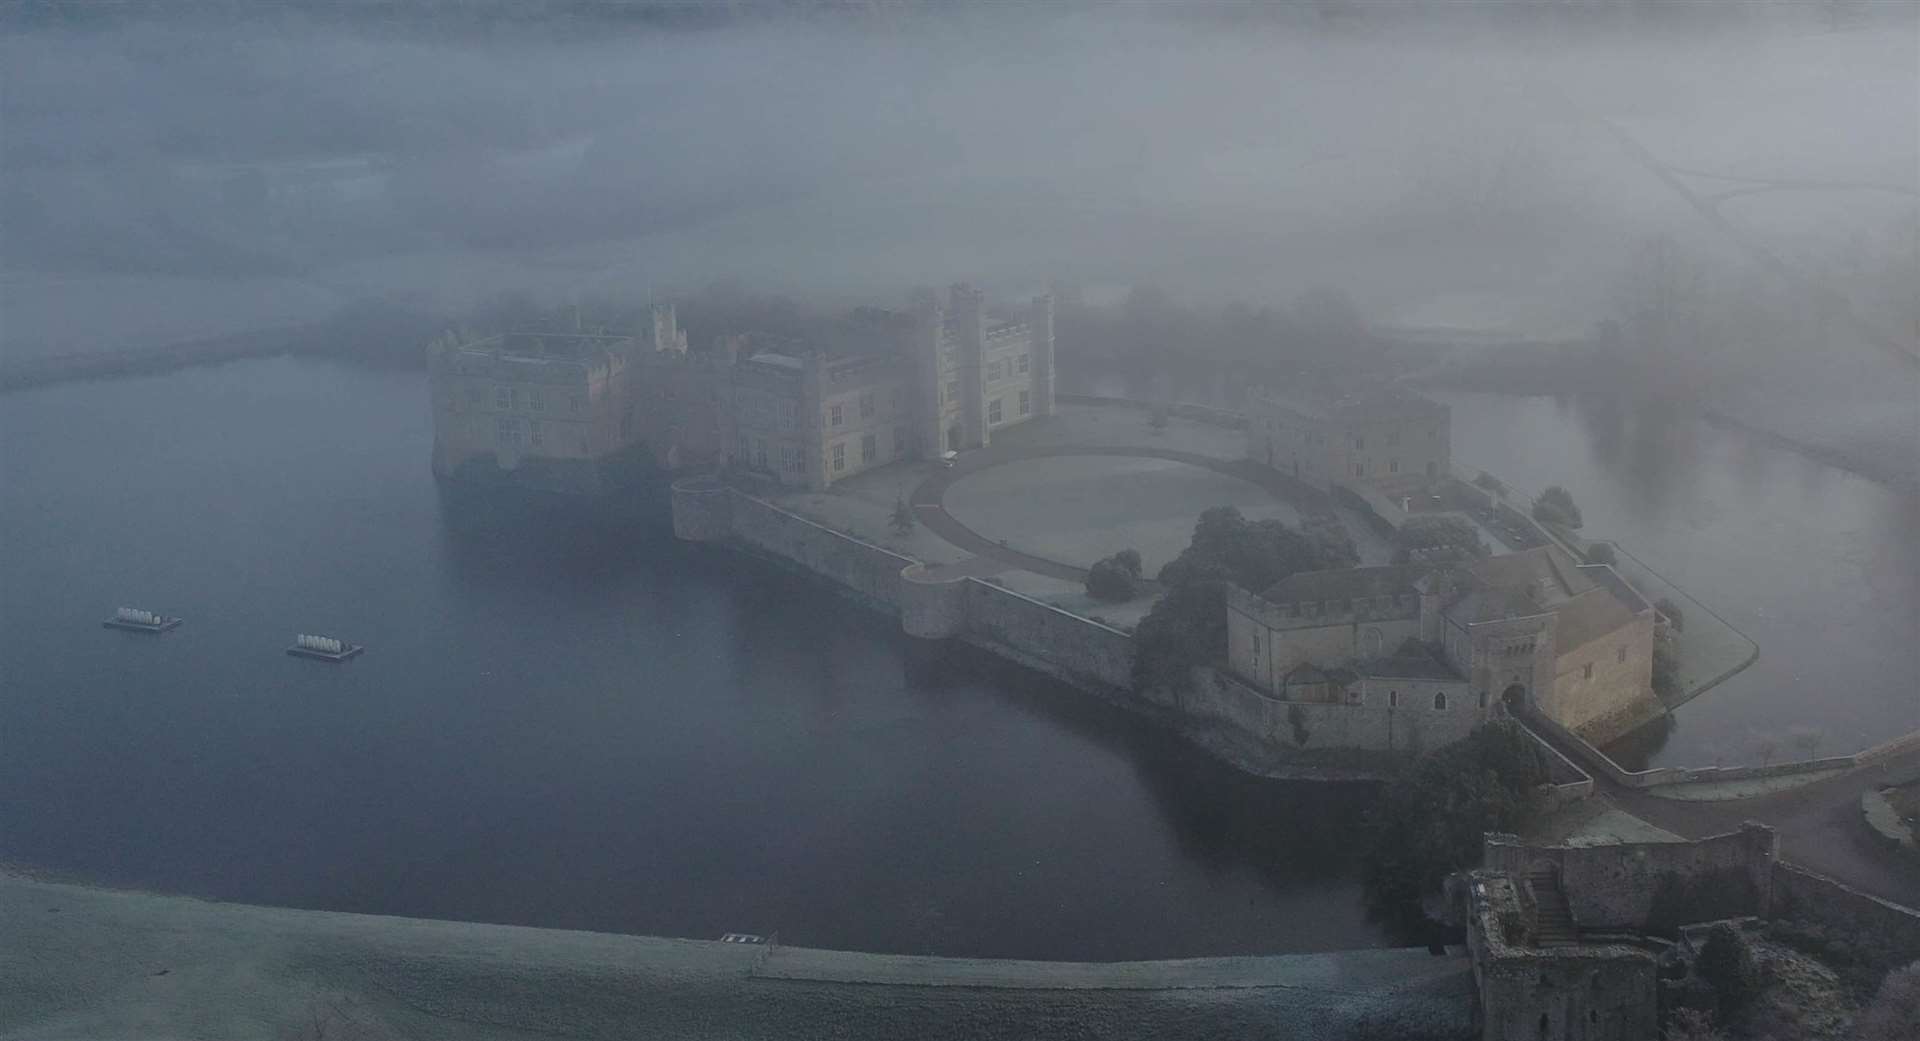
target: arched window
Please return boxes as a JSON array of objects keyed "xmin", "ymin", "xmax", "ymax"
[
  {"xmin": 1388, "ymin": 690, "xmax": 1399, "ymax": 708},
  {"xmin": 1478, "ymin": 690, "xmax": 1489, "ymax": 709},
  {"xmin": 1433, "ymin": 691, "xmax": 1448, "ymax": 711}
]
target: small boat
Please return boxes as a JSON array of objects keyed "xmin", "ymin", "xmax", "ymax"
[
  {"xmin": 286, "ymin": 633, "xmax": 364, "ymax": 662},
  {"xmin": 102, "ymin": 607, "xmax": 182, "ymax": 633}
]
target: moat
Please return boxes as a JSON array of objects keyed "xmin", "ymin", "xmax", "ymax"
[{"xmin": 3, "ymin": 357, "xmax": 1915, "ymax": 958}]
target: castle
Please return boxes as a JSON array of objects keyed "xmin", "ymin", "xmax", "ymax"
[
  {"xmin": 1224, "ymin": 544, "xmax": 1661, "ymax": 746},
  {"xmin": 427, "ymin": 285, "xmax": 1054, "ymax": 493},
  {"xmin": 1244, "ymin": 382, "xmax": 1452, "ymax": 498}
]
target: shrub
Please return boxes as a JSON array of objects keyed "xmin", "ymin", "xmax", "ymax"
[
  {"xmin": 1132, "ymin": 580, "xmax": 1228, "ymax": 690},
  {"xmin": 1585, "ymin": 542, "xmax": 1617, "ymax": 566},
  {"xmin": 1856, "ymin": 961, "xmax": 1920, "ymax": 1041},
  {"xmin": 1656, "ymin": 596, "xmax": 1685, "ymax": 633},
  {"xmin": 1472, "ymin": 471, "xmax": 1507, "ymax": 496},
  {"xmin": 1301, "ymin": 513, "xmax": 1359, "ymax": 570},
  {"xmin": 1085, "ymin": 552, "xmax": 1141, "ymax": 602},
  {"xmin": 1532, "ymin": 485, "xmax": 1584, "ymax": 529},
  {"xmin": 1696, "ymin": 924, "xmax": 1760, "ymax": 1024},
  {"xmin": 1360, "ymin": 722, "xmax": 1549, "ymax": 924},
  {"xmin": 1661, "ymin": 1008, "xmax": 1727, "ymax": 1041},
  {"xmin": 1156, "ymin": 506, "xmax": 1329, "ymax": 592},
  {"xmin": 1652, "ymin": 644, "xmax": 1680, "ymax": 700}
]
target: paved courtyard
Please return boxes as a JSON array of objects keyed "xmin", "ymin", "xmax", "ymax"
[{"xmin": 943, "ymin": 454, "xmax": 1302, "ymax": 575}]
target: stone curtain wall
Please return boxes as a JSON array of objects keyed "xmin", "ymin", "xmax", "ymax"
[
  {"xmin": 1164, "ymin": 668, "xmax": 1489, "ymax": 758},
  {"xmin": 1485, "ymin": 825, "xmax": 1778, "ymax": 933},
  {"xmin": 1772, "ymin": 862, "xmax": 1920, "ymax": 973},
  {"xmin": 676, "ymin": 485, "xmax": 1564, "ymax": 772},
  {"xmin": 962, "ymin": 581, "xmax": 1135, "ymax": 691},
  {"xmin": 724, "ymin": 492, "xmax": 915, "ymax": 610}
]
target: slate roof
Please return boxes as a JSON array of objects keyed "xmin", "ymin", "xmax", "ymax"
[{"xmin": 1262, "ymin": 565, "xmax": 1423, "ymax": 604}]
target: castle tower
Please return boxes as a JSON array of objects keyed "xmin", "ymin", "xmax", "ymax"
[
  {"xmin": 800, "ymin": 351, "xmax": 829, "ymax": 491},
  {"xmin": 650, "ymin": 303, "xmax": 688, "ymax": 354},
  {"xmin": 910, "ymin": 289, "xmax": 946, "ymax": 459},
  {"xmin": 950, "ymin": 283, "xmax": 988, "ymax": 448},
  {"xmin": 1030, "ymin": 293, "xmax": 1056, "ymax": 418}
]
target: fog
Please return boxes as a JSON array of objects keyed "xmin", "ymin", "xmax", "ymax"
[
  {"xmin": 2, "ymin": 4, "xmax": 1916, "ymax": 471},
  {"xmin": 5, "ymin": 5, "xmax": 1920, "ymax": 1020}
]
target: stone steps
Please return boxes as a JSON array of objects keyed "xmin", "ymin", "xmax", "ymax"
[{"xmin": 1529, "ymin": 870, "xmax": 1580, "ymax": 948}]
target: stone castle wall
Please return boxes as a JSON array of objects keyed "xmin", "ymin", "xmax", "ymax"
[
  {"xmin": 1484, "ymin": 824, "xmax": 1777, "ymax": 933},
  {"xmin": 962, "ymin": 580, "xmax": 1134, "ymax": 691},
  {"xmin": 709, "ymin": 487, "xmax": 915, "ymax": 610},
  {"xmin": 1772, "ymin": 861, "xmax": 1920, "ymax": 973},
  {"xmin": 1160, "ymin": 667, "xmax": 1490, "ymax": 759},
  {"xmin": 672, "ymin": 487, "xmax": 1506, "ymax": 773}
]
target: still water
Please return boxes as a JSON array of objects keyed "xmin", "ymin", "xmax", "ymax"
[
  {"xmin": 1433, "ymin": 392, "xmax": 1919, "ymax": 770},
  {"xmin": 0, "ymin": 357, "xmax": 1386, "ymax": 960}
]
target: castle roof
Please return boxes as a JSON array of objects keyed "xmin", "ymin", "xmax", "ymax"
[
  {"xmin": 1438, "ymin": 546, "xmax": 1645, "ymax": 656},
  {"xmin": 1260, "ymin": 564, "xmax": 1423, "ymax": 605}
]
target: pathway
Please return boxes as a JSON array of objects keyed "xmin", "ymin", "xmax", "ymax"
[{"xmin": 1529, "ymin": 721, "xmax": 1920, "ymax": 907}]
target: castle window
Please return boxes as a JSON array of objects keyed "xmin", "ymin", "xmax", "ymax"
[
  {"xmin": 987, "ymin": 360, "xmax": 1002, "ymax": 382},
  {"xmin": 1019, "ymin": 390, "xmax": 1031, "ymax": 415},
  {"xmin": 1617, "ymin": 646, "xmax": 1627, "ymax": 663},
  {"xmin": 1353, "ymin": 462, "xmax": 1365, "ymax": 477},
  {"xmin": 1433, "ymin": 691, "xmax": 1448, "ymax": 710},
  {"xmin": 1354, "ymin": 435, "xmax": 1365, "ymax": 450},
  {"xmin": 494, "ymin": 417, "xmax": 520, "ymax": 446},
  {"xmin": 860, "ymin": 392, "xmax": 875, "ymax": 419},
  {"xmin": 831, "ymin": 442, "xmax": 846, "ymax": 473},
  {"xmin": 1017, "ymin": 353, "xmax": 1030, "ymax": 374},
  {"xmin": 861, "ymin": 433, "xmax": 876, "ymax": 464},
  {"xmin": 781, "ymin": 443, "xmax": 800, "ymax": 471},
  {"xmin": 945, "ymin": 379, "xmax": 960, "ymax": 404},
  {"xmin": 988, "ymin": 397, "xmax": 1004, "ymax": 424},
  {"xmin": 530, "ymin": 389, "xmax": 544, "ymax": 412},
  {"xmin": 1583, "ymin": 662, "xmax": 1594, "ymax": 680},
  {"xmin": 752, "ymin": 438, "xmax": 767, "ymax": 469},
  {"xmin": 530, "ymin": 421, "xmax": 544, "ymax": 448},
  {"xmin": 495, "ymin": 386, "xmax": 511, "ymax": 409},
  {"xmin": 570, "ymin": 394, "xmax": 584, "ymax": 413},
  {"xmin": 1388, "ymin": 690, "xmax": 1399, "ymax": 708},
  {"xmin": 829, "ymin": 404, "xmax": 844, "ymax": 428},
  {"xmin": 1389, "ymin": 458, "xmax": 1399, "ymax": 474}
]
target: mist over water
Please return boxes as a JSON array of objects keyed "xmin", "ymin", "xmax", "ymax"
[
  {"xmin": 1, "ymin": 0, "xmax": 1916, "ymax": 963},
  {"xmin": 6, "ymin": 5, "xmax": 1912, "ymax": 367}
]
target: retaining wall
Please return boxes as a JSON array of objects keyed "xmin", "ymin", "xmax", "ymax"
[
  {"xmin": 724, "ymin": 492, "xmax": 915, "ymax": 610},
  {"xmin": 963, "ymin": 580, "xmax": 1134, "ymax": 690}
]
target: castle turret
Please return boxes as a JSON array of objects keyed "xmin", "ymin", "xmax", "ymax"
[
  {"xmin": 950, "ymin": 283, "xmax": 987, "ymax": 448},
  {"xmin": 1030, "ymin": 293, "xmax": 1056, "ymax": 418},
  {"xmin": 910, "ymin": 289, "xmax": 946, "ymax": 458}
]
